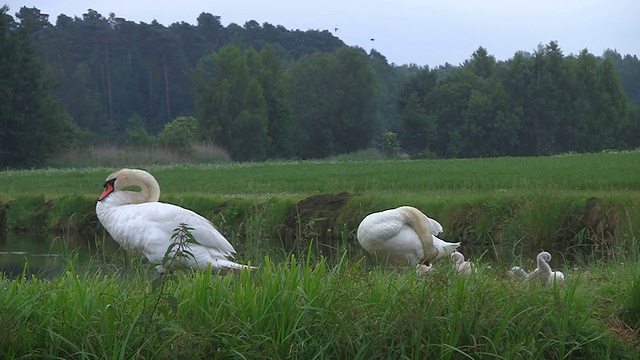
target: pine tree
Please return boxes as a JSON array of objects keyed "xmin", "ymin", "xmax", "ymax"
[{"xmin": 0, "ymin": 6, "xmax": 75, "ymax": 168}]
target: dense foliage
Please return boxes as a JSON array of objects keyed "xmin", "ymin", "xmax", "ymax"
[
  {"xmin": 1, "ymin": 6, "xmax": 639, "ymax": 167},
  {"xmin": 0, "ymin": 6, "xmax": 77, "ymax": 168},
  {"xmin": 396, "ymin": 45, "xmax": 637, "ymax": 158}
]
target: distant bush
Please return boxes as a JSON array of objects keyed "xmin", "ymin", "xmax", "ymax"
[
  {"xmin": 158, "ymin": 116, "xmax": 198, "ymax": 155},
  {"xmin": 379, "ymin": 131, "xmax": 400, "ymax": 158},
  {"xmin": 326, "ymin": 148, "xmax": 388, "ymax": 161},
  {"xmin": 125, "ymin": 126, "xmax": 156, "ymax": 149}
]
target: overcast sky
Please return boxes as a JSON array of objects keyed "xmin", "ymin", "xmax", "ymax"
[{"xmin": 4, "ymin": 0, "xmax": 639, "ymax": 67}]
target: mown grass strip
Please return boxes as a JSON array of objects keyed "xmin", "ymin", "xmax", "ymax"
[{"xmin": 1, "ymin": 151, "xmax": 639, "ymax": 198}]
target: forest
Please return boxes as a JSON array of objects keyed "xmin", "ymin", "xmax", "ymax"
[{"xmin": 1, "ymin": 5, "xmax": 640, "ymax": 167}]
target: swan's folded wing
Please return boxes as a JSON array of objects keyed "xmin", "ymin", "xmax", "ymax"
[
  {"xmin": 135, "ymin": 202, "xmax": 237, "ymax": 256},
  {"xmin": 357, "ymin": 213, "xmax": 407, "ymax": 245}
]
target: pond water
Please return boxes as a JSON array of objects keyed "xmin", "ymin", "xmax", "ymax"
[
  {"xmin": 0, "ymin": 232, "xmax": 118, "ymax": 278},
  {"xmin": 0, "ymin": 232, "xmax": 567, "ymax": 278}
]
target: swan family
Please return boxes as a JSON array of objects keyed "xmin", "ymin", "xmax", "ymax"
[
  {"xmin": 524, "ymin": 251, "xmax": 565, "ymax": 285},
  {"xmin": 96, "ymin": 168, "xmax": 254, "ymax": 273},
  {"xmin": 95, "ymin": 168, "xmax": 565, "ymax": 283},
  {"xmin": 508, "ymin": 251, "xmax": 564, "ymax": 285},
  {"xmin": 355, "ymin": 206, "xmax": 564, "ymax": 283},
  {"xmin": 451, "ymin": 251, "xmax": 476, "ymax": 276}
]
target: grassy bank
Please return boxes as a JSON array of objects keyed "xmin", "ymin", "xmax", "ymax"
[
  {"xmin": 1, "ymin": 252, "xmax": 639, "ymax": 358},
  {"xmin": 2, "ymin": 190, "xmax": 640, "ymax": 266},
  {"xmin": 2, "ymin": 153, "xmax": 640, "ymax": 357},
  {"xmin": 1, "ymin": 152, "xmax": 640, "ymax": 263}
]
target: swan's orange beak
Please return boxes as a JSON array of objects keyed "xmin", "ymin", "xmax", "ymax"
[{"xmin": 98, "ymin": 179, "xmax": 115, "ymax": 201}]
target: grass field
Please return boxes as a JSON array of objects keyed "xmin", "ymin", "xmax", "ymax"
[
  {"xmin": 2, "ymin": 150, "xmax": 640, "ymax": 197},
  {"xmin": 1, "ymin": 151, "xmax": 640, "ymax": 358}
]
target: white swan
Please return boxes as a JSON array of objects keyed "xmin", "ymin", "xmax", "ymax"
[
  {"xmin": 95, "ymin": 168, "xmax": 255, "ymax": 273},
  {"xmin": 450, "ymin": 251, "xmax": 475, "ymax": 276},
  {"xmin": 356, "ymin": 206, "xmax": 460, "ymax": 266},
  {"xmin": 552, "ymin": 270, "xmax": 565, "ymax": 281},
  {"xmin": 526, "ymin": 251, "xmax": 563, "ymax": 285},
  {"xmin": 415, "ymin": 264, "xmax": 433, "ymax": 276},
  {"xmin": 508, "ymin": 266, "xmax": 528, "ymax": 281}
]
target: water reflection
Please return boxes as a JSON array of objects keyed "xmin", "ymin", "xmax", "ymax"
[{"xmin": 0, "ymin": 232, "xmax": 116, "ymax": 278}]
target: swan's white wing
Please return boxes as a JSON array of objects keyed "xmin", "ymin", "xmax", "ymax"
[
  {"xmin": 357, "ymin": 210, "xmax": 406, "ymax": 245},
  {"xmin": 357, "ymin": 209, "xmax": 424, "ymax": 265},
  {"xmin": 136, "ymin": 202, "xmax": 236, "ymax": 255},
  {"xmin": 98, "ymin": 200, "xmax": 236, "ymax": 257}
]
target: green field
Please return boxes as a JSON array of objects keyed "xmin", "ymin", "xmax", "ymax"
[
  {"xmin": 2, "ymin": 151, "xmax": 640, "ymax": 197},
  {"xmin": 1, "ymin": 152, "xmax": 640, "ymax": 358}
]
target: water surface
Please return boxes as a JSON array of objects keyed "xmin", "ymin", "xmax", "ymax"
[
  {"xmin": 0, "ymin": 232, "xmax": 567, "ymax": 278},
  {"xmin": 0, "ymin": 232, "xmax": 115, "ymax": 278}
]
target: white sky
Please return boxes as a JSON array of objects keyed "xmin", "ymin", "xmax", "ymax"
[{"xmin": 4, "ymin": 0, "xmax": 639, "ymax": 67}]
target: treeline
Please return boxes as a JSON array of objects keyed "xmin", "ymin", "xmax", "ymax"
[
  {"xmin": 1, "ymin": 6, "xmax": 640, "ymax": 168},
  {"xmin": 11, "ymin": 7, "xmax": 346, "ymax": 141},
  {"xmin": 396, "ymin": 45, "xmax": 640, "ymax": 158}
]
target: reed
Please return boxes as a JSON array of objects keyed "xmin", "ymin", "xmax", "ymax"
[
  {"xmin": 49, "ymin": 143, "xmax": 231, "ymax": 169},
  {"xmin": 1, "ymin": 251, "xmax": 638, "ymax": 358}
]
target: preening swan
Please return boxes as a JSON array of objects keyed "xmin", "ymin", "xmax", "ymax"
[
  {"xmin": 356, "ymin": 206, "xmax": 460, "ymax": 266},
  {"xmin": 526, "ymin": 251, "xmax": 563, "ymax": 285},
  {"xmin": 450, "ymin": 251, "xmax": 475, "ymax": 276},
  {"xmin": 95, "ymin": 168, "xmax": 255, "ymax": 273}
]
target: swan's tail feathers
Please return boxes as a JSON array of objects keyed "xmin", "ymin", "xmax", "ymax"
[
  {"xmin": 211, "ymin": 259, "xmax": 258, "ymax": 272},
  {"xmin": 444, "ymin": 242, "xmax": 461, "ymax": 255}
]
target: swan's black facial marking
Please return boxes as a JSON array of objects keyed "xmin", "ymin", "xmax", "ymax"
[
  {"xmin": 103, "ymin": 178, "xmax": 116, "ymax": 188},
  {"xmin": 98, "ymin": 178, "xmax": 117, "ymax": 201}
]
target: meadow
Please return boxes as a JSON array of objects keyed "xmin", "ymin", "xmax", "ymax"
[
  {"xmin": 2, "ymin": 151, "xmax": 640, "ymax": 197},
  {"xmin": 1, "ymin": 151, "xmax": 640, "ymax": 358}
]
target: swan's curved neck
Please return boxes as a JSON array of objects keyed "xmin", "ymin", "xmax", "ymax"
[
  {"xmin": 111, "ymin": 169, "xmax": 161, "ymax": 204},
  {"xmin": 537, "ymin": 255, "xmax": 551, "ymax": 272},
  {"xmin": 452, "ymin": 252, "xmax": 464, "ymax": 264},
  {"xmin": 399, "ymin": 206, "xmax": 434, "ymax": 259},
  {"xmin": 125, "ymin": 183, "xmax": 159, "ymax": 203},
  {"xmin": 135, "ymin": 176, "xmax": 160, "ymax": 202}
]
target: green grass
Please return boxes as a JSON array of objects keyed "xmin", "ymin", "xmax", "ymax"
[
  {"xmin": 2, "ymin": 151, "xmax": 640, "ymax": 198},
  {"xmin": 2, "ymin": 152, "xmax": 640, "ymax": 357},
  {"xmin": 1, "ymin": 253, "xmax": 638, "ymax": 359}
]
